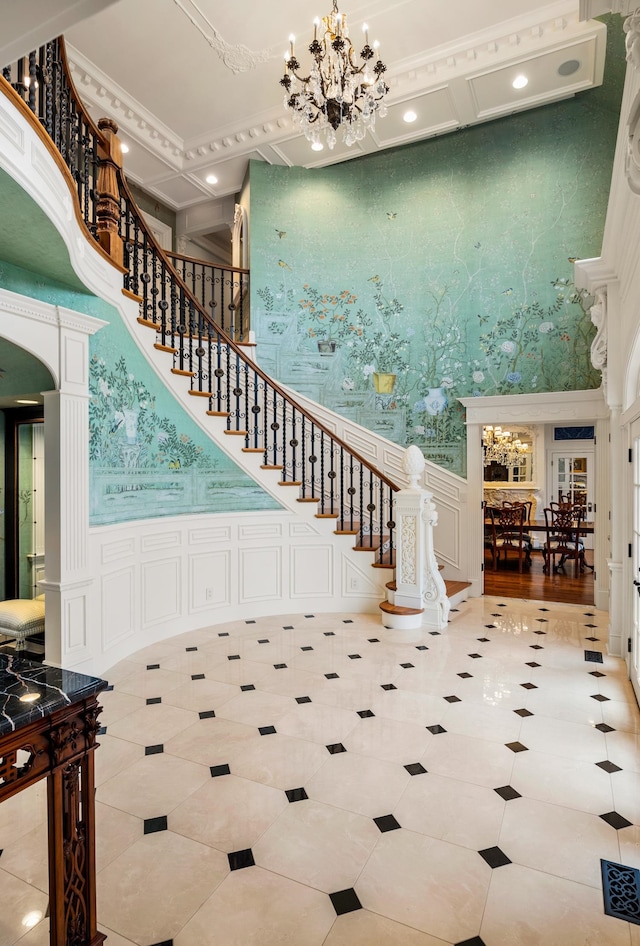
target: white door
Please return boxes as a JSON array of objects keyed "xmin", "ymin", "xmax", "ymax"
[
  {"xmin": 630, "ymin": 419, "xmax": 640, "ymax": 704},
  {"xmin": 550, "ymin": 449, "xmax": 594, "ymax": 550}
]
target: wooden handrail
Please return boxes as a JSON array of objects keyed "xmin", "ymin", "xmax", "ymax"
[{"xmin": 166, "ymin": 250, "xmax": 249, "ymax": 276}]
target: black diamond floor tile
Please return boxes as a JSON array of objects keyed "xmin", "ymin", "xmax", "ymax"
[
  {"xmin": 285, "ymin": 787, "xmax": 309, "ymax": 802},
  {"xmin": 244, "ymin": 621, "xmax": 255, "ymax": 625},
  {"xmin": 458, "ymin": 672, "xmax": 473, "ymax": 679},
  {"xmin": 374, "ymin": 814, "xmax": 401, "ymax": 832},
  {"xmin": 444, "ymin": 695, "xmax": 461, "ymax": 703},
  {"xmin": 514, "ymin": 708, "xmax": 533, "ymax": 717},
  {"xmin": 329, "ymin": 888, "xmax": 362, "ymax": 916},
  {"xmin": 325, "ymin": 672, "xmax": 339, "ymax": 679},
  {"xmin": 259, "ymin": 725, "xmax": 276, "ymax": 735},
  {"xmin": 146, "ymin": 664, "xmax": 160, "ymax": 670},
  {"xmin": 301, "ymin": 646, "xmax": 314, "ymax": 652},
  {"xmin": 478, "ymin": 636, "xmax": 491, "ymax": 641},
  {"xmin": 185, "ymin": 646, "xmax": 198, "ymax": 652},
  {"xmin": 324, "ymin": 632, "xmax": 336, "ymax": 637},
  {"xmin": 525, "ymin": 661, "xmax": 541, "ymax": 668},
  {"xmin": 400, "ymin": 662, "xmax": 414, "ymax": 669},
  {"xmin": 530, "ymin": 645, "xmax": 544, "ymax": 650},
  {"xmin": 349, "ymin": 654, "xmax": 362, "ymax": 660},
  {"xmin": 305, "ymin": 615, "xmax": 315, "ymax": 618},
  {"xmin": 191, "ymin": 673, "xmax": 205, "ymax": 680},
  {"xmin": 145, "ymin": 744, "xmax": 164, "ymax": 756},
  {"xmin": 368, "ymin": 638, "xmax": 380, "ymax": 643},
  {"xmin": 591, "ymin": 693, "xmax": 610, "ymax": 702},
  {"xmin": 227, "ymin": 656, "xmax": 240, "ymax": 662},
  {"xmin": 595, "ymin": 723, "xmax": 615, "ymax": 733},
  {"xmin": 199, "ymin": 710, "xmax": 215, "ymax": 720},
  {"xmin": 146, "ymin": 697, "xmax": 162, "ymax": 705},
  {"xmin": 600, "ymin": 811, "xmax": 633, "ymax": 830},
  {"xmin": 144, "ymin": 816, "xmax": 168, "ymax": 835},
  {"xmin": 520, "ymin": 682, "xmax": 537, "ymax": 690},
  {"xmin": 427, "ymin": 724, "xmax": 447, "ymax": 735},
  {"xmin": 296, "ymin": 696, "xmax": 312, "ymax": 704},
  {"xmin": 494, "ymin": 785, "xmax": 522, "ymax": 801},
  {"xmin": 357, "ymin": 709, "xmax": 375, "ymax": 718},
  {"xmin": 274, "ymin": 663, "xmax": 288, "ymax": 670},
  {"xmin": 585, "ymin": 623, "xmax": 598, "ymax": 628},
  {"xmin": 586, "ymin": 636, "xmax": 600, "ymax": 642},
  {"xmin": 429, "ymin": 631, "xmax": 441, "ymax": 635},
  {"xmin": 468, "ymin": 653, "xmax": 483, "ymax": 659},
  {"xmin": 405, "ymin": 762, "xmax": 427, "ymax": 776},
  {"xmin": 283, "ymin": 625, "xmax": 294, "ymax": 630},
  {"xmin": 219, "ymin": 632, "xmax": 230, "ymax": 636},
  {"xmin": 601, "ymin": 859, "xmax": 640, "ymax": 925},
  {"xmin": 590, "ymin": 670, "xmax": 606, "ymax": 678},
  {"xmin": 210, "ymin": 764, "xmax": 231, "ymax": 777},
  {"xmin": 535, "ymin": 619, "xmax": 548, "ymax": 624},
  {"xmin": 484, "ymin": 625, "xmax": 496, "ymax": 630},
  {"xmin": 228, "ymin": 848, "xmax": 255, "ymax": 871},
  {"xmin": 505, "ymin": 741, "xmax": 528, "ymax": 753},
  {"xmin": 596, "ymin": 760, "xmax": 623, "ymax": 773},
  {"xmin": 478, "ymin": 846, "xmax": 512, "ymax": 868},
  {"xmin": 240, "ymin": 684, "xmax": 256, "ymax": 692},
  {"xmin": 326, "ymin": 743, "xmax": 347, "ymax": 754},
  {"xmin": 343, "ymin": 619, "xmax": 354, "ymax": 624},
  {"xmin": 150, "ymin": 940, "xmax": 173, "ymax": 946},
  {"xmin": 533, "ymin": 630, "xmax": 546, "ymax": 635},
  {"xmin": 455, "ymin": 937, "xmax": 487, "ymax": 946},
  {"xmin": 381, "ymin": 683, "xmax": 397, "ymax": 690},
  {"xmin": 416, "ymin": 645, "xmax": 429, "ymax": 651},
  {"xmin": 258, "ymin": 639, "xmax": 269, "ymax": 644}
]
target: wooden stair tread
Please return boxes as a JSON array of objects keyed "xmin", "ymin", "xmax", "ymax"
[
  {"xmin": 297, "ymin": 497, "xmax": 321, "ymax": 503},
  {"xmin": 171, "ymin": 367, "xmax": 195, "ymax": 377},
  {"xmin": 278, "ymin": 480, "xmax": 302, "ymax": 486},
  {"xmin": 224, "ymin": 430, "xmax": 248, "ymax": 436},
  {"xmin": 206, "ymin": 410, "xmax": 230, "ymax": 417},
  {"xmin": 444, "ymin": 580, "xmax": 471, "ymax": 597},
  {"xmin": 379, "ymin": 601, "xmax": 424, "ymax": 616},
  {"xmin": 242, "ymin": 448, "xmax": 264, "ymax": 453},
  {"xmin": 316, "ymin": 512, "xmax": 339, "ymax": 519},
  {"xmin": 188, "ymin": 389, "xmax": 212, "ymax": 398},
  {"xmin": 261, "ymin": 464, "xmax": 283, "ymax": 470},
  {"xmin": 154, "ymin": 343, "xmax": 177, "ymax": 353}
]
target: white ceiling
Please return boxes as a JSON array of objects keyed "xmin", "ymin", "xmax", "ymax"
[{"xmin": 6, "ymin": 1, "xmax": 616, "ymax": 222}]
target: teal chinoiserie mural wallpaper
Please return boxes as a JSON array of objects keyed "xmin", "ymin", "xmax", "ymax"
[
  {"xmin": 0, "ymin": 260, "xmax": 281, "ymax": 525},
  {"xmin": 250, "ymin": 16, "xmax": 625, "ymax": 477}
]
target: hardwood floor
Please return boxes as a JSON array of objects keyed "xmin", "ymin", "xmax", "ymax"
[{"xmin": 483, "ymin": 549, "xmax": 594, "ymax": 606}]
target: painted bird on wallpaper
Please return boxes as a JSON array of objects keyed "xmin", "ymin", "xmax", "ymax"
[
  {"xmin": 278, "ymin": 259, "xmax": 292, "ymax": 270},
  {"xmin": 275, "ymin": 229, "xmax": 287, "ymax": 239},
  {"xmin": 501, "ymin": 288, "xmax": 513, "ymax": 295},
  {"xmin": 386, "ymin": 212, "xmax": 397, "ymax": 220},
  {"xmin": 368, "ymin": 275, "xmax": 380, "ymax": 282}
]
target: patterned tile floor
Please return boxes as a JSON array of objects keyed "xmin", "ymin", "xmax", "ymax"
[{"xmin": 2, "ymin": 596, "xmax": 640, "ymax": 946}]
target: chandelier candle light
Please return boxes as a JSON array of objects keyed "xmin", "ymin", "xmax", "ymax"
[
  {"xmin": 483, "ymin": 425, "xmax": 530, "ymax": 469},
  {"xmin": 280, "ymin": 0, "xmax": 389, "ymax": 148}
]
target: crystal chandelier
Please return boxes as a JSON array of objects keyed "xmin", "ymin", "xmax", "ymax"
[
  {"xmin": 483, "ymin": 426, "xmax": 529, "ymax": 469},
  {"xmin": 280, "ymin": 1, "xmax": 389, "ymax": 149}
]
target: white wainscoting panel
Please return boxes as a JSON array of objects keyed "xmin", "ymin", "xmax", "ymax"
[
  {"xmin": 190, "ymin": 550, "xmax": 231, "ymax": 611},
  {"xmin": 240, "ymin": 546, "xmax": 283, "ymax": 602},
  {"xmin": 65, "ymin": 595, "xmax": 87, "ymax": 652},
  {"xmin": 343, "ymin": 555, "xmax": 385, "ymax": 597},
  {"xmin": 102, "ymin": 538, "xmax": 136, "ymax": 564},
  {"xmin": 188, "ymin": 526, "xmax": 231, "ymax": 544},
  {"xmin": 141, "ymin": 557, "xmax": 181, "ymax": 627},
  {"xmin": 291, "ymin": 545, "xmax": 333, "ymax": 598},
  {"xmin": 101, "ymin": 566, "xmax": 135, "ymax": 651},
  {"xmin": 238, "ymin": 522, "xmax": 283, "ymax": 541},
  {"xmin": 141, "ymin": 531, "xmax": 182, "ymax": 552}
]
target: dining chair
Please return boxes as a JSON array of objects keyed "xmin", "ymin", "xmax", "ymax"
[
  {"xmin": 488, "ymin": 504, "xmax": 532, "ymax": 572},
  {"xmin": 543, "ymin": 504, "xmax": 587, "ymax": 575}
]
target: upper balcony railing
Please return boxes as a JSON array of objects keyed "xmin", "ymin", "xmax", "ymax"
[
  {"xmin": 0, "ymin": 37, "xmax": 400, "ymax": 565},
  {"xmin": 167, "ymin": 251, "xmax": 250, "ymax": 343}
]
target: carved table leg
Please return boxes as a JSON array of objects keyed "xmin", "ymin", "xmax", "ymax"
[{"xmin": 47, "ymin": 752, "xmax": 106, "ymax": 946}]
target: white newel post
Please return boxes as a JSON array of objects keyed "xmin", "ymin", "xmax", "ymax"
[{"xmin": 387, "ymin": 446, "xmax": 450, "ymax": 630}]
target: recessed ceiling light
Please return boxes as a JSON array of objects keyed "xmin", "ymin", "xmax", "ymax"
[
  {"xmin": 512, "ymin": 75, "xmax": 528, "ymax": 90},
  {"xmin": 206, "ymin": 174, "xmax": 218, "ymax": 184},
  {"xmin": 403, "ymin": 110, "xmax": 417, "ymax": 123},
  {"xmin": 121, "ymin": 143, "xmax": 130, "ymax": 153},
  {"xmin": 558, "ymin": 59, "xmax": 580, "ymax": 76},
  {"xmin": 311, "ymin": 142, "xmax": 324, "ymax": 151},
  {"xmin": 16, "ymin": 399, "xmax": 39, "ymax": 405}
]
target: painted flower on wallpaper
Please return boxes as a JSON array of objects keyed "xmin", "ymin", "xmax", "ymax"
[
  {"xmin": 538, "ymin": 321, "xmax": 555, "ymax": 333},
  {"xmin": 89, "ymin": 354, "xmax": 217, "ymax": 472},
  {"xmin": 297, "ymin": 286, "xmax": 365, "ymax": 344},
  {"xmin": 472, "ymin": 371, "xmax": 484, "ymax": 383}
]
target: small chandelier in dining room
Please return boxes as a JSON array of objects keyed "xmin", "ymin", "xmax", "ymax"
[
  {"xmin": 482, "ymin": 426, "xmax": 530, "ymax": 469},
  {"xmin": 279, "ymin": 0, "xmax": 389, "ymax": 149}
]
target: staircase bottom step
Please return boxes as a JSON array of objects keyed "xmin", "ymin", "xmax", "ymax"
[{"xmin": 379, "ymin": 601, "xmax": 423, "ymax": 617}]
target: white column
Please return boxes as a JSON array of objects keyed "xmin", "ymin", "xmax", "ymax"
[{"xmin": 39, "ymin": 307, "xmax": 107, "ymax": 668}]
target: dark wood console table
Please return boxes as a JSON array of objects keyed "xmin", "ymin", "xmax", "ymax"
[{"xmin": 0, "ymin": 653, "xmax": 107, "ymax": 945}]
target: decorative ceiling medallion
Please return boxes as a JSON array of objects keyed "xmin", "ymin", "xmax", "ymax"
[{"xmin": 172, "ymin": 0, "xmax": 271, "ymax": 74}]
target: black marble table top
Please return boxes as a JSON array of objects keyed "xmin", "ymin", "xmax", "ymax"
[{"xmin": 0, "ymin": 654, "xmax": 107, "ymax": 737}]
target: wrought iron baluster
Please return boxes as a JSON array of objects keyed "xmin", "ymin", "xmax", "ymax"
[{"xmin": 28, "ymin": 51, "xmax": 37, "ymax": 110}]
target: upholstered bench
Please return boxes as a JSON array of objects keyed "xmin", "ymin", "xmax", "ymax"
[{"xmin": 0, "ymin": 597, "xmax": 45, "ymax": 651}]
